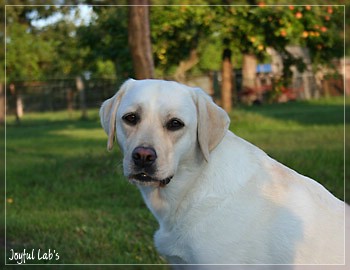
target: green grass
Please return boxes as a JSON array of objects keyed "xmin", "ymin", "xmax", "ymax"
[
  {"xmin": 231, "ymin": 98, "xmax": 348, "ymax": 200},
  {"xmin": 3, "ymin": 97, "xmax": 349, "ymax": 267}
]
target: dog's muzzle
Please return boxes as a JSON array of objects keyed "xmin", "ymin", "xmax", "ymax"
[{"xmin": 128, "ymin": 146, "xmax": 173, "ymax": 187}]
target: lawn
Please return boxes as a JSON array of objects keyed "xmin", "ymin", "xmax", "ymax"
[{"xmin": 3, "ymin": 97, "xmax": 349, "ymax": 268}]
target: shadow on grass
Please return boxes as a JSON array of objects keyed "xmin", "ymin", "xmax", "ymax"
[{"xmin": 6, "ymin": 110, "xmax": 101, "ymax": 129}]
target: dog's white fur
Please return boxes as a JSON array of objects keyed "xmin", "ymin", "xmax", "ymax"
[{"xmin": 100, "ymin": 79, "xmax": 346, "ymax": 266}]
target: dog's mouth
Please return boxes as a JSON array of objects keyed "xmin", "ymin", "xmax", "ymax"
[{"xmin": 128, "ymin": 173, "xmax": 173, "ymax": 187}]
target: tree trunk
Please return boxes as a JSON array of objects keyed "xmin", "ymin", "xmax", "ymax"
[
  {"xmin": 128, "ymin": 0, "xmax": 154, "ymax": 79},
  {"xmin": 174, "ymin": 49, "xmax": 199, "ymax": 83},
  {"xmin": 221, "ymin": 48, "xmax": 233, "ymax": 112},
  {"xmin": 242, "ymin": 54, "xmax": 257, "ymax": 90}
]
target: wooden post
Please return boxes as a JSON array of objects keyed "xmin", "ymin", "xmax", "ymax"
[
  {"xmin": 221, "ymin": 48, "xmax": 233, "ymax": 112},
  {"xmin": 66, "ymin": 88, "xmax": 74, "ymax": 118},
  {"xmin": 0, "ymin": 83, "xmax": 4, "ymax": 124},
  {"xmin": 76, "ymin": 76, "xmax": 87, "ymax": 120},
  {"xmin": 242, "ymin": 54, "xmax": 257, "ymax": 90},
  {"xmin": 128, "ymin": 0, "xmax": 154, "ymax": 79},
  {"xmin": 9, "ymin": 83, "xmax": 23, "ymax": 123}
]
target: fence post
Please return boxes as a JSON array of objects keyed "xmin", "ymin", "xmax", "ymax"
[
  {"xmin": 221, "ymin": 48, "xmax": 233, "ymax": 112},
  {"xmin": 9, "ymin": 83, "xmax": 23, "ymax": 123},
  {"xmin": 0, "ymin": 83, "xmax": 4, "ymax": 124},
  {"xmin": 76, "ymin": 76, "xmax": 87, "ymax": 120},
  {"xmin": 66, "ymin": 88, "xmax": 74, "ymax": 117}
]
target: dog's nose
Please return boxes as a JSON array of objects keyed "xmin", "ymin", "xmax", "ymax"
[{"xmin": 132, "ymin": 147, "xmax": 157, "ymax": 168}]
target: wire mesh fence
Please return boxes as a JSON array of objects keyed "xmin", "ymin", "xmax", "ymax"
[
  {"xmin": 4, "ymin": 72, "xmax": 345, "ymax": 119},
  {"xmin": 6, "ymin": 78, "xmax": 121, "ymax": 115}
]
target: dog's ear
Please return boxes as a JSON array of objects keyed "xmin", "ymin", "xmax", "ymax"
[
  {"xmin": 193, "ymin": 88, "xmax": 230, "ymax": 162},
  {"xmin": 100, "ymin": 79, "xmax": 135, "ymax": 150}
]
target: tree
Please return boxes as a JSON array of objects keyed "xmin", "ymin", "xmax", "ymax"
[
  {"xmin": 6, "ymin": 6, "xmax": 57, "ymax": 82},
  {"xmin": 150, "ymin": 4, "xmax": 215, "ymax": 78},
  {"xmin": 4, "ymin": 2, "xmax": 345, "ymax": 115},
  {"xmin": 5, "ymin": 3, "xmax": 60, "ymax": 121},
  {"xmin": 5, "ymin": 4, "xmax": 96, "ymax": 120},
  {"xmin": 151, "ymin": 3, "xmax": 344, "ymax": 105},
  {"xmin": 5, "ymin": 3, "xmax": 90, "ymax": 81},
  {"xmin": 221, "ymin": 47, "xmax": 233, "ymax": 112},
  {"xmin": 237, "ymin": 4, "xmax": 344, "ymax": 83},
  {"xmin": 77, "ymin": 4, "xmax": 132, "ymax": 79},
  {"xmin": 42, "ymin": 18, "xmax": 89, "ymax": 79},
  {"xmin": 128, "ymin": 0, "xmax": 154, "ymax": 79}
]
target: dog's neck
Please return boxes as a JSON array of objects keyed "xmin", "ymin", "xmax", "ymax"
[
  {"xmin": 138, "ymin": 148, "xmax": 206, "ymax": 230},
  {"xmin": 137, "ymin": 133, "xmax": 258, "ymax": 231}
]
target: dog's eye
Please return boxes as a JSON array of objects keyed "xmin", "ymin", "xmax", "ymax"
[
  {"xmin": 122, "ymin": 113, "xmax": 139, "ymax": 126},
  {"xmin": 166, "ymin": 118, "xmax": 185, "ymax": 131}
]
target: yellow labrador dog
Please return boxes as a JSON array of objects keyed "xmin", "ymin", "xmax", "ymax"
[{"xmin": 100, "ymin": 79, "xmax": 346, "ymax": 266}]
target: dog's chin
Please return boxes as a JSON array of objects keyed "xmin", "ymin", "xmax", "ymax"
[{"xmin": 128, "ymin": 173, "xmax": 173, "ymax": 188}]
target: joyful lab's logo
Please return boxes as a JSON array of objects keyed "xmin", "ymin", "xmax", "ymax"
[{"xmin": 8, "ymin": 248, "xmax": 60, "ymax": 264}]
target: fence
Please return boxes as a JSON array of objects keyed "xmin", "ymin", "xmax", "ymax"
[
  {"xmin": 6, "ymin": 78, "xmax": 121, "ymax": 115},
  {"xmin": 5, "ymin": 72, "xmax": 345, "ymax": 118}
]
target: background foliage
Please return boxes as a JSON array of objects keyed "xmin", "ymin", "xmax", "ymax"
[{"xmin": 4, "ymin": 0, "xmax": 347, "ymax": 82}]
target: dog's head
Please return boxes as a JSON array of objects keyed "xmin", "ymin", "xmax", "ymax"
[{"xmin": 100, "ymin": 79, "xmax": 230, "ymax": 187}]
